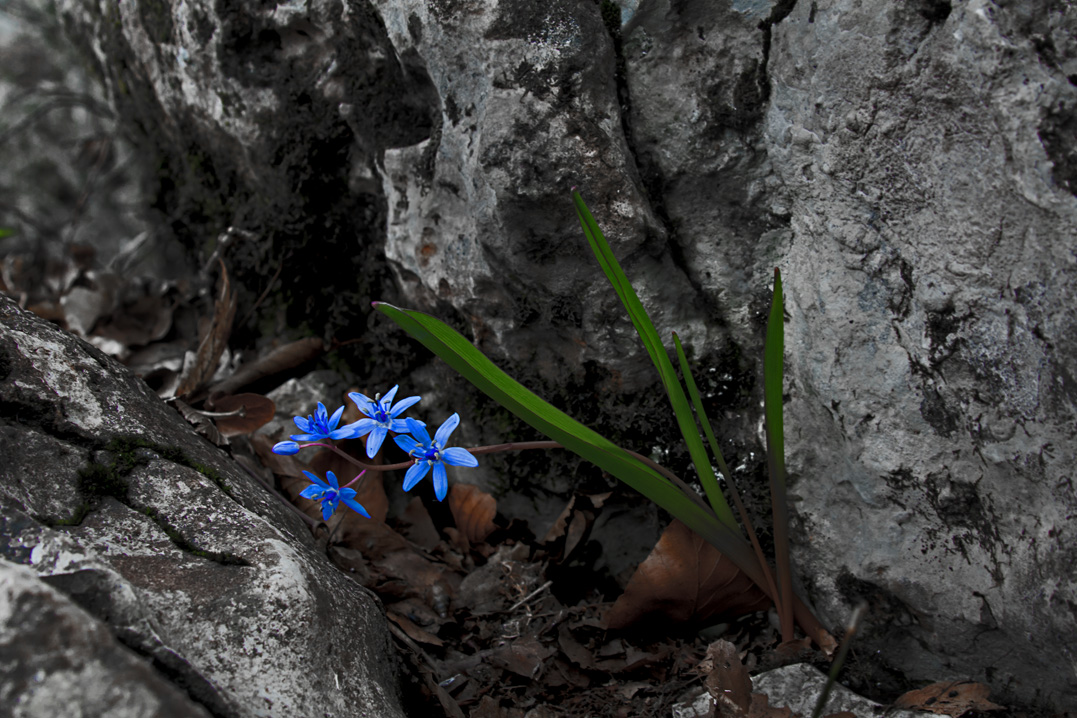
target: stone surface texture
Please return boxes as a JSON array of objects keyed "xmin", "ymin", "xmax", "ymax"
[
  {"xmin": 43, "ymin": 0, "xmax": 1077, "ymax": 710},
  {"xmin": 0, "ymin": 293, "xmax": 406, "ymax": 717}
]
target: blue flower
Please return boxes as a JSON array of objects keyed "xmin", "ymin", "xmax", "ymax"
[
  {"xmin": 290, "ymin": 402, "xmax": 357, "ymax": 442},
  {"xmin": 393, "ymin": 414, "xmax": 478, "ymax": 501},
  {"xmin": 347, "ymin": 385, "xmax": 422, "ymax": 458},
  {"xmin": 299, "ymin": 470, "xmax": 371, "ymax": 521}
]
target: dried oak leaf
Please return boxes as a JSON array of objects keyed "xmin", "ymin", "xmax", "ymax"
[
  {"xmin": 401, "ymin": 497, "xmax": 441, "ymax": 551},
  {"xmin": 700, "ymin": 639, "xmax": 752, "ymax": 718},
  {"xmin": 208, "ymin": 336, "xmax": 324, "ymax": 396},
  {"xmin": 895, "ymin": 681, "xmax": 1004, "ymax": 716},
  {"xmin": 175, "ymin": 260, "xmax": 236, "ymax": 398},
  {"xmin": 604, "ymin": 519, "xmax": 770, "ymax": 630},
  {"xmin": 748, "ymin": 694, "xmax": 795, "ymax": 718},
  {"xmin": 449, "ymin": 483, "xmax": 497, "ymax": 544},
  {"xmin": 486, "ymin": 637, "xmax": 555, "ymax": 679},
  {"xmin": 208, "ymin": 393, "xmax": 276, "ymax": 437},
  {"xmin": 386, "ymin": 607, "xmax": 444, "ymax": 647}
]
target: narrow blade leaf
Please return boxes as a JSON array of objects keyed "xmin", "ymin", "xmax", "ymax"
[
  {"xmin": 571, "ymin": 191, "xmax": 735, "ymax": 528},
  {"xmin": 764, "ymin": 268, "xmax": 794, "ymax": 640},
  {"xmin": 373, "ymin": 301, "xmax": 764, "ymax": 582}
]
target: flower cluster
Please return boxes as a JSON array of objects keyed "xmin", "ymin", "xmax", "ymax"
[{"xmin": 272, "ymin": 385, "xmax": 478, "ymax": 520}]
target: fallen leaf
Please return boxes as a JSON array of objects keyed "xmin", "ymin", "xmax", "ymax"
[
  {"xmin": 604, "ymin": 519, "xmax": 771, "ymax": 630},
  {"xmin": 175, "ymin": 260, "xmax": 236, "ymax": 398},
  {"xmin": 563, "ymin": 509, "xmax": 591, "ymax": 559},
  {"xmin": 895, "ymin": 681, "xmax": 1004, "ymax": 716},
  {"xmin": 172, "ymin": 398, "xmax": 227, "ymax": 446},
  {"xmin": 449, "ymin": 483, "xmax": 497, "ymax": 544},
  {"xmin": 401, "ymin": 497, "xmax": 441, "ymax": 550},
  {"xmin": 208, "ymin": 336, "xmax": 324, "ymax": 396},
  {"xmin": 486, "ymin": 637, "xmax": 554, "ymax": 679},
  {"xmin": 700, "ymin": 640, "xmax": 752, "ymax": 718},
  {"xmin": 207, "ymin": 393, "xmax": 276, "ymax": 436},
  {"xmin": 386, "ymin": 608, "xmax": 444, "ymax": 647},
  {"xmin": 748, "ymin": 693, "xmax": 794, "ymax": 718}
]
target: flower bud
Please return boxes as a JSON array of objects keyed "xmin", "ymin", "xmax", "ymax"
[{"xmin": 272, "ymin": 441, "xmax": 301, "ymax": 455}]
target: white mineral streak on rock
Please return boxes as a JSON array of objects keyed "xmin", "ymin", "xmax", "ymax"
[{"xmin": 12, "ymin": 332, "xmax": 105, "ymax": 431}]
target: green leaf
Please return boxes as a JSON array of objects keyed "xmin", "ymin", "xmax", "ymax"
[
  {"xmin": 0, "ymin": 228, "xmax": 15, "ymax": 239},
  {"xmin": 763, "ymin": 267, "xmax": 794, "ymax": 639},
  {"xmin": 373, "ymin": 301, "xmax": 766, "ymax": 584},
  {"xmin": 571, "ymin": 191, "xmax": 736, "ymax": 528}
]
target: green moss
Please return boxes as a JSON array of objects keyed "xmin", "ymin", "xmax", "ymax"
[
  {"xmin": 77, "ymin": 462, "xmax": 130, "ymax": 502},
  {"xmin": 141, "ymin": 507, "xmax": 250, "ymax": 566},
  {"xmin": 43, "ymin": 436, "xmax": 241, "ymax": 560}
]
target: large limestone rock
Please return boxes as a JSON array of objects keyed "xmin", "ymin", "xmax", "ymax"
[
  {"xmin": 0, "ymin": 293, "xmax": 406, "ymax": 717},
  {"xmin": 48, "ymin": 0, "xmax": 1077, "ymax": 710}
]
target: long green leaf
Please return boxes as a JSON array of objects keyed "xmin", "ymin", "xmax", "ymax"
[
  {"xmin": 673, "ymin": 331, "xmax": 783, "ymax": 619},
  {"xmin": 571, "ymin": 192, "xmax": 736, "ymax": 528},
  {"xmin": 373, "ymin": 301, "xmax": 766, "ymax": 585},
  {"xmin": 763, "ymin": 268, "xmax": 794, "ymax": 640}
]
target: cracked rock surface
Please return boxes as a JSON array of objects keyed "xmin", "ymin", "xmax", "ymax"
[
  {"xmin": 42, "ymin": 0, "xmax": 1077, "ymax": 711},
  {"xmin": 0, "ymin": 293, "xmax": 405, "ymax": 717}
]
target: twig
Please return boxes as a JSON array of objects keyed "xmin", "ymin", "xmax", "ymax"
[{"xmin": 507, "ymin": 580, "xmax": 553, "ymax": 613}]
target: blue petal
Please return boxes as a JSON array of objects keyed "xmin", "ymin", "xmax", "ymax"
[
  {"xmin": 321, "ymin": 500, "xmax": 336, "ymax": 521},
  {"xmin": 290, "ymin": 432, "xmax": 325, "ymax": 442},
  {"xmin": 382, "ymin": 384, "xmax": 400, "ymax": 405},
  {"xmin": 366, "ymin": 425, "xmax": 389, "ymax": 458},
  {"xmin": 302, "ymin": 470, "xmax": 329, "ymax": 488},
  {"xmin": 405, "ymin": 417, "xmax": 431, "ymax": 446},
  {"xmin": 349, "ymin": 391, "xmax": 376, "ymax": 413},
  {"xmin": 434, "ymin": 413, "xmax": 460, "ymax": 447},
  {"xmin": 299, "ymin": 484, "xmax": 324, "ymax": 499},
  {"xmin": 345, "ymin": 418, "xmax": 377, "ymax": 437},
  {"xmin": 341, "ymin": 495, "xmax": 371, "ymax": 518},
  {"xmin": 294, "ymin": 416, "xmax": 313, "ymax": 433},
  {"xmin": 325, "ymin": 471, "xmax": 340, "ymax": 488},
  {"xmin": 316, "ymin": 402, "xmax": 329, "ymax": 426},
  {"xmin": 432, "ymin": 462, "xmax": 448, "ymax": 501},
  {"xmin": 394, "ymin": 434, "xmax": 421, "ymax": 455},
  {"xmin": 402, "ymin": 461, "xmax": 430, "ymax": 491},
  {"xmin": 272, "ymin": 441, "xmax": 300, "ymax": 455},
  {"xmin": 330, "ymin": 422, "xmax": 363, "ymax": 440},
  {"xmin": 328, "ymin": 404, "xmax": 345, "ymax": 430},
  {"xmin": 388, "ymin": 395, "xmax": 421, "ymax": 418},
  {"xmin": 389, "ymin": 418, "xmax": 413, "ymax": 433},
  {"xmin": 441, "ymin": 447, "xmax": 478, "ymax": 467}
]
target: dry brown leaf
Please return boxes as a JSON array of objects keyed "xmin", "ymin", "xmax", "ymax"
[
  {"xmin": 748, "ymin": 693, "xmax": 795, "ymax": 718},
  {"xmin": 401, "ymin": 497, "xmax": 441, "ymax": 551},
  {"xmin": 208, "ymin": 393, "xmax": 276, "ymax": 437},
  {"xmin": 700, "ymin": 640, "xmax": 752, "ymax": 718},
  {"xmin": 604, "ymin": 519, "xmax": 771, "ymax": 630},
  {"xmin": 175, "ymin": 260, "xmax": 236, "ymax": 398},
  {"xmin": 208, "ymin": 336, "xmax": 325, "ymax": 396},
  {"xmin": 895, "ymin": 681, "xmax": 1004, "ymax": 716},
  {"xmin": 563, "ymin": 510, "xmax": 591, "ymax": 559},
  {"xmin": 251, "ymin": 434, "xmax": 305, "ymax": 479},
  {"xmin": 486, "ymin": 637, "xmax": 555, "ymax": 679},
  {"xmin": 172, "ymin": 398, "xmax": 227, "ymax": 446},
  {"xmin": 448, "ymin": 483, "xmax": 497, "ymax": 544},
  {"xmin": 386, "ymin": 608, "xmax": 444, "ymax": 647}
]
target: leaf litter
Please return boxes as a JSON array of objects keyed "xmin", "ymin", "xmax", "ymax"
[{"xmin": 2, "ymin": 239, "xmax": 1022, "ymax": 718}]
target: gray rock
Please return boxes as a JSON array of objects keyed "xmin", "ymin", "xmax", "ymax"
[
  {"xmin": 0, "ymin": 293, "xmax": 406, "ymax": 717},
  {"xmin": 752, "ymin": 662, "xmax": 922, "ymax": 718},
  {"xmin": 0, "ymin": 557, "xmax": 214, "ymax": 718},
  {"xmin": 47, "ymin": 0, "xmax": 1077, "ymax": 710}
]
